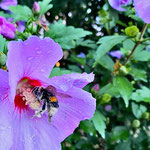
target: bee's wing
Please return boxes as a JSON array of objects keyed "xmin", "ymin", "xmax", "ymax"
[
  {"xmin": 46, "ymin": 85, "xmax": 57, "ymax": 95},
  {"xmin": 56, "ymin": 92, "xmax": 72, "ymax": 98}
]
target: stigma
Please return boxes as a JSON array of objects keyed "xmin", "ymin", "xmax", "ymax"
[{"xmin": 14, "ymin": 77, "xmax": 42, "ymax": 113}]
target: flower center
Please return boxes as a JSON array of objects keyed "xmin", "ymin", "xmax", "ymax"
[{"xmin": 14, "ymin": 77, "xmax": 42, "ymax": 113}]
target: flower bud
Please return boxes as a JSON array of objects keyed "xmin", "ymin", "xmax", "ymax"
[
  {"xmin": 132, "ymin": 119, "xmax": 140, "ymax": 128},
  {"xmin": 0, "ymin": 52, "xmax": 7, "ymax": 66},
  {"xmin": 93, "ymin": 84, "xmax": 99, "ymax": 92},
  {"xmin": 101, "ymin": 93, "xmax": 111, "ymax": 104},
  {"xmin": 142, "ymin": 112, "xmax": 150, "ymax": 120},
  {"xmin": 120, "ymin": 66, "xmax": 129, "ymax": 75},
  {"xmin": 125, "ymin": 25, "xmax": 139, "ymax": 37},
  {"xmin": 104, "ymin": 105, "xmax": 112, "ymax": 112},
  {"xmin": 33, "ymin": 1, "xmax": 40, "ymax": 14}
]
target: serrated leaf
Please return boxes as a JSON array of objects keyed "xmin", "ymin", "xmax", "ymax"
[
  {"xmin": 98, "ymin": 54, "xmax": 114, "ymax": 71},
  {"xmin": 131, "ymin": 86, "xmax": 150, "ymax": 103},
  {"xmin": 92, "ymin": 110, "xmax": 106, "ymax": 138},
  {"xmin": 94, "ymin": 35, "xmax": 126, "ymax": 66},
  {"xmin": 0, "ymin": 35, "xmax": 6, "ymax": 52},
  {"xmin": 44, "ymin": 21, "xmax": 92, "ymax": 49},
  {"xmin": 9, "ymin": 5, "xmax": 32, "ymax": 22},
  {"xmin": 99, "ymin": 83, "xmax": 120, "ymax": 97},
  {"xmin": 113, "ymin": 76, "xmax": 133, "ymax": 107},
  {"xmin": 129, "ymin": 67, "xmax": 147, "ymax": 82},
  {"xmin": 38, "ymin": 0, "xmax": 53, "ymax": 15},
  {"xmin": 131, "ymin": 102, "xmax": 147, "ymax": 118}
]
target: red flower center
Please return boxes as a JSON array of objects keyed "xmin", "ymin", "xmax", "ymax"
[{"xmin": 14, "ymin": 77, "xmax": 42, "ymax": 114}]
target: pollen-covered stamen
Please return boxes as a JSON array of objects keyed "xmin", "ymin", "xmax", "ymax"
[{"xmin": 14, "ymin": 77, "xmax": 42, "ymax": 113}]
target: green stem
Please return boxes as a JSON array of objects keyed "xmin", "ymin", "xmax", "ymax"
[{"xmin": 123, "ymin": 24, "xmax": 148, "ymax": 65}]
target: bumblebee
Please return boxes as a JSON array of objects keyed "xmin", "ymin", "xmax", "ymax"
[{"xmin": 32, "ymin": 85, "xmax": 59, "ymax": 123}]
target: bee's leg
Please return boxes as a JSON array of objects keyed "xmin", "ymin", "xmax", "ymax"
[{"xmin": 47, "ymin": 103, "xmax": 52, "ymax": 123}]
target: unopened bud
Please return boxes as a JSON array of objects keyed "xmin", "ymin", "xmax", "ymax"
[
  {"xmin": 142, "ymin": 112, "xmax": 150, "ymax": 120},
  {"xmin": 93, "ymin": 84, "xmax": 99, "ymax": 92},
  {"xmin": 125, "ymin": 25, "xmax": 139, "ymax": 37},
  {"xmin": 101, "ymin": 93, "xmax": 111, "ymax": 104},
  {"xmin": 33, "ymin": 1, "xmax": 40, "ymax": 14},
  {"xmin": 0, "ymin": 52, "xmax": 7, "ymax": 66},
  {"xmin": 132, "ymin": 119, "xmax": 140, "ymax": 128},
  {"xmin": 120, "ymin": 66, "xmax": 129, "ymax": 75}
]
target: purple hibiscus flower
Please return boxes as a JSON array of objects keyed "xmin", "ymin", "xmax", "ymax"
[
  {"xmin": 0, "ymin": 0, "xmax": 17, "ymax": 10},
  {"xmin": 0, "ymin": 36, "xmax": 96, "ymax": 149},
  {"xmin": 108, "ymin": 0, "xmax": 132, "ymax": 11},
  {"xmin": 134, "ymin": 0, "xmax": 150, "ymax": 23},
  {"xmin": 109, "ymin": 50, "xmax": 123, "ymax": 59},
  {"xmin": 0, "ymin": 16, "xmax": 16, "ymax": 39}
]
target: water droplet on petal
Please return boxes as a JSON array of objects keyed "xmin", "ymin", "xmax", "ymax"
[
  {"xmin": 41, "ymin": 69, "xmax": 45, "ymax": 72},
  {"xmin": 37, "ymin": 51, "xmax": 42, "ymax": 54},
  {"xmin": 27, "ymin": 57, "xmax": 33, "ymax": 60},
  {"xmin": 47, "ymin": 50, "xmax": 51, "ymax": 54}
]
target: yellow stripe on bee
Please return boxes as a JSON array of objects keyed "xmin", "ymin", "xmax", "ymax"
[{"xmin": 50, "ymin": 96, "xmax": 57, "ymax": 102}]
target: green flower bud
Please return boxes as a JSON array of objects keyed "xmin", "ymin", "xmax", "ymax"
[
  {"xmin": 132, "ymin": 119, "xmax": 140, "ymax": 128},
  {"xmin": 106, "ymin": 117, "xmax": 110, "ymax": 125},
  {"xmin": 125, "ymin": 25, "xmax": 139, "ymax": 37},
  {"xmin": 0, "ymin": 52, "xmax": 7, "ymax": 66},
  {"xmin": 120, "ymin": 66, "xmax": 129, "ymax": 75},
  {"xmin": 101, "ymin": 93, "xmax": 112, "ymax": 104},
  {"xmin": 142, "ymin": 112, "xmax": 149, "ymax": 120}
]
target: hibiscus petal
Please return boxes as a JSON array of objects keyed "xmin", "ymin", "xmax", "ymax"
[
  {"xmin": 0, "ymin": 101, "xmax": 13, "ymax": 149},
  {"xmin": 49, "ymin": 72, "xmax": 94, "ymax": 91},
  {"xmin": 108, "ymin": 0, "xmax": 132, "ymax": 11},
  {"xmin": 0, "ymin": 0, "xmax": 17, "ymax": 10},
  {"xmin": 7, "ymin": 36, "xmax": 63, "ymax": 102},
  {"xmin": 51, "ymin": 87, "xmax": 96, "ymax": 141},
  {"xmin": 10, "ymin": 111, "xmax": 61, "ymax": 150},
  {"xmin": 0, "ymin": 69, "xmax": 9, "ymax": 99}
]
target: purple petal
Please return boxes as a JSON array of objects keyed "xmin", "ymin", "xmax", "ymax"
[
  {"xmin": 109, "ymin": 50, "xmax": 123, "ymax": 59},
  {"xmin": 0, "ymin": 0, "xmax": 17, "ymax": 10},
  {"xmin": 108, "ymin": 0, "xmax": 132, "ymax": 11},
  {"xmin": 52, "ymin": 87, "xmax": 96, "ymax": 141},
  {"xmin": 0, "ymin": 69, "xmax": 9, "ymax": 98},
  {"xmin": 0, "ymin": 16, "xmax": 16, "ymax": 39},
  {"xmin": 7, "ymin": 36, "xmax": 63, "ymax": 102},
  {"xmin": 134, "ymin": 0, "xmax": 150, "ymax": 23},
  {"xmin": 16, "ymin": 21, "xmax": 25, "ymax": 32},
  {"xmin": 9, "ymin": 111, "xmax": 61, "ymax": 150},
  {"xmin": 48, "ymin": 72, "xmax": 95, "ymax": 91},
  {"xmin": 0, "ymin": 101, "xmax": 13, "ymax": 149}
]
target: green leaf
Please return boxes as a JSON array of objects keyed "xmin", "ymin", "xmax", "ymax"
[
  {"xmin": 92, "ymin": 110, "xmax": 106, "ymax": 138},
  {"xmin": 9, "ymin": 5, "xmax": 32, "ymax": 22},
  {"xmin": 129, "ymin": 66, "xmax": 147, "ymax": 82},
  {"xmin": 113, "ymin": 76, "xmax": 133, "ymax": 107},
  {"xmin": 76, "ymin": 39, "xmax": 97, "ymax": 49},
  {"xmin": 131, "ymin": 86, "xmax": 150, "ymax": 103},
  {"xmin": 111, "ymin": 126, "xmax": 129, "ymax": 142},
  {"xmin": 38, "ymin": 0, "xmax": 53, "ymax": 15},
  {"xmin": 0, "ymin": 11, "xmax": 11, "ymax": 18},
  {"xmin": 69, "ymin": 54, "xmax": 86, "ymax": 66},
  {"xmin": 49, "ymin": 67, "xmax": 73, "ymax": 78},
  {"xmin": 133, "ymin": 50, "xmax": 150, "ymax": 61},
  {"xmin": 131, "ymin": 102, "xmax": 147, "ymax": 118},
  {"xmin": 99, "ymin": 83, "xmax": 120, "ymax": 97},
  {"xmin": 98, "ymin": 54, "xmax": 114, "ymax": 71},
  {"xmin": 115, "ymin": 141, "xmax": 131, "ymax": 150},
  {"xmin": 0, "ymin": 35, "xmax": 6, "ymax": 52},
  {"xmin": 45, "ymin": 21, "xmax": 92, "ymax": 49},
  {"xmin": 94, "ymin": 35, "xmax": 126, "ymax": 66}
]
